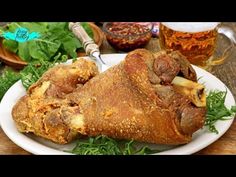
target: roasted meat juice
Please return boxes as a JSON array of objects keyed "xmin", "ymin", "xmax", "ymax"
[{"xmin": 159, "ymin": 23, "xmax": 219, "ymax": 67}]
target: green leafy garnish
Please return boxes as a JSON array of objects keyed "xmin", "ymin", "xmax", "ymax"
[
  {"xmin": 0, "ymin": 60, "xmax": 57, "ymax": 101},
  {"xmin": 1, "ymin": 22, "xmax": 93, "ymax": 62},
  {"xmin": 19, "ymin": 52, "xmax": 68, "ymax": 90},
  {"xmin": 69, "ymin": 135, "xmax": 158, "ymax": 155},
  {"xmin": 20, "ymin": 60, "xmax": 56, "ymax": 90},
  {"xmin": 0, "ymin": 56, "xmax": 63, "ymax": 101},
  {"xmin": 2, "ymin": 40, "xmax": 18, "ymax": 53},
  {"xmin": 0, "ymin": 69, "xmax": 20, "ymax": 101},
  {"xmin": 205, "ymin": 90, "xmax": 236, "ymax": 133}
]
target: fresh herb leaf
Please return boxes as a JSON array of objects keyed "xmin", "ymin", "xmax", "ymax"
[
  {"xmin": 47, "ymin": 22, "xmax": 68, "ymax": 32},
  {"xmin": 231, "ymin": 106, "xmax": 236, "ymax": 112},
  {"xmin": 135, "ymin": 146, "xmax": 155, "ymax": 155},
  {"xmin": 0, "ymin": 26, "xmax": 4, "ymax": 34},
  {"xmin": 2, "ymin": 40, "xmax": 18, "ymax": 53},
  {"xmin": 69, "ymin": 135, "xmax": 159, "ymax": 155},
  {"xmin": 0, "ymin": 69, "xmax": 20, "ymax": 101},
  {"xmin": 46, "ymin": 22, "xmax": 83, "ymax": 58},
  {"xmin": 2, "ymin": 22, "xmax": 93, "ymax": 62},
  {"xmin": 28, "ymin": 38, "xmax": 61, "ymax": 61},
  {"xmin": 70, "ymin": 136, "xmax": 121, "ymax": 155},
  {"xmin": 205, "ymin": 90, "xmax": 236, "ymax": 133},
  {"xmin": 60, "ymin": 34, "xmax": 81, "ymax": 58},
  {"xmin": 5, "ymin": 22, "xmax": 20, "ymax": 32},
  {"xmin": 20, "ymin": 60, "xmax": 56, "ymax": 90},
  {"xmin": 123, "ymin": 140, "xmax": 135, "ymax": 155},
  {"xmin": 18, "ymin": 42, "xmax": 31, "ymax": 61},
  {"xmin": 6, "ymin": 22, "xmax": 48, "ymax": 34},
  {"xmin": 61, "ymin": 55, "xmax": 69, "ymax": 62}
]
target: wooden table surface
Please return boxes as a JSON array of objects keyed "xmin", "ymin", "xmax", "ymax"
[{"xmin": 1, "ymin": 22, "xmax": 236, "ymax": 155}]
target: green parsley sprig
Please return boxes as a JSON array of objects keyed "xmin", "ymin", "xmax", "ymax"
[
  {"xmin": 205, "ymin": 90, "xmax": 236, "ymax": 133},
  {"xmin": 69, "ymin": 135, "xmax": 159, "ymax": 155}
]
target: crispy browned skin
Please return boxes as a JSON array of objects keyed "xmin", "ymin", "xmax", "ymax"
[
  {"xmin": 12, "ymin": 49, "xmax": 206, "ymax": 145},
  {"xmin": 12, "ymin": 59, "xmax": 99, "ymax": 144},
  {"xmin": 67, "ymin": 49, "xmax": 205, "ymax": 145}
]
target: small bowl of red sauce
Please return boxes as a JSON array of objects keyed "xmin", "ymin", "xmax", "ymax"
[{"xmin": 103, "ymin": 22, "xmax": 153, "ymax": 52}]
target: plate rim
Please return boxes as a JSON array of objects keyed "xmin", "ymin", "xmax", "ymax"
[{"xmin": 0, "ymin": 53, "xmax": 235, "ymax": 155}]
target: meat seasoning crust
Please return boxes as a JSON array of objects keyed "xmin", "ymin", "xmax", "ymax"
[
  {"xmin": 12, "ymin": 49, "xmax": 206, "ymax": 145},
  {"xmin": 71, "ymin": 49, "xmax": 205, "ymax": 145}
]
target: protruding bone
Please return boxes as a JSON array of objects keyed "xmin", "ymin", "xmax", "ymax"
[{"xmin": 171, "ymin": 76, "xmax": 206, "ymax": 107}]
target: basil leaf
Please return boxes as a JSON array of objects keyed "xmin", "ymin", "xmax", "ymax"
[
  {"xmin": 18, "ymin": 42, "xmax": 31, "ymax": 61},
  {"xmin": 2, "ymin": 39, "xmax": 18, "ymax": 53},
  {"xmin": 0, "ymin": 69, "xmax": 20, "ymax": 101}
]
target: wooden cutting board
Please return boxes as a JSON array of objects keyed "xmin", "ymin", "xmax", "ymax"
[{"xmin": 0, "ymin": 22, "xmax": 104, "ymax": 69}]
